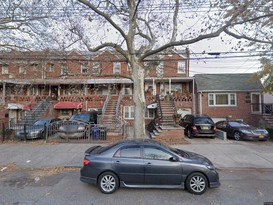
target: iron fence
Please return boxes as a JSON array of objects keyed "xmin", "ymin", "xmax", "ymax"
[{"xmin": 5, "ymin": 120, "xmax": 110, "ymax": 143}]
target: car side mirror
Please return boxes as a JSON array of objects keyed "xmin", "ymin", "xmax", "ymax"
[{"xmin": 169, "ymin": 156, "xmax": 178, "ymax": 162}]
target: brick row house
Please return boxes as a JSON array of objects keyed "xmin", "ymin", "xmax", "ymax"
[
  {"xmin": 0, "ymin": 49, "xmax": 194, "ymax": 138},
  {"xmin": 0, "ymin": 49, "xmax": 271, "ymax": 139}
]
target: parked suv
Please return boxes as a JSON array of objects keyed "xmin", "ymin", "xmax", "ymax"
[{"xmin": 180, "ymin": 114, "xmax": 216, "ymax": 138}]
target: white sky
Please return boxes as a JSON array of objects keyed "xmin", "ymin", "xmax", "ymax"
[{"xmin": 187, "ymin": 35, "xmax": 261, "ymax": 76}]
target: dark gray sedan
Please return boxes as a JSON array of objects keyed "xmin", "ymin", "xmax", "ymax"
[{"xmin": 80, "ymin": 139, "xmax": 220, "ymax": 195}]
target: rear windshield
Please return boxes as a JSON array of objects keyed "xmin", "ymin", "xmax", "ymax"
[{"xmin": 194, "ymin": 117, "xmax": 214, "ymax": 124}]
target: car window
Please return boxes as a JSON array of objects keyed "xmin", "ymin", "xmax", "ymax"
[
  {"xmin": 143, "ymin": 147, "xmax": 172, "ymax": 160},
  {"xmin": 114, "ymin": 146, "xmax": 141, "ymax": 158},
  {"xmin": 70, "ymin": 113, "xmax": 90, "ymax": 122},
  {"xmin": 34, "ymin": 119, "xmax": 49, "ymax": 125},
  {"xmin": 229, "ymin": 121, "xmax": 250, "ymax": 127},
  {"xmin": 194, "ymin": 117, "xmax": 214, "ymax": 124}
]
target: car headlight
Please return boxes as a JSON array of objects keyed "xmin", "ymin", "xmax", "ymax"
[
  {"xmin": 240, "ymin": 129, "xmax": 252, "ymax": 134},
  {"xmin": 78, "ymin": 126, "xmax": 86, "ymax": 131},
  {"xmin": 264, "ymin": 130, "xmax": 269, "ymax": 135}
]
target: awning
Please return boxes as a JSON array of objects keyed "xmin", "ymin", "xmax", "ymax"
[
  {"xmin": 147, "ymin": 103, "xmax": 157, "ymax": 109},
  {"xmin": 54, "ymin": 102, "xmax": 83, "ymax": 109},
  {"xmin": 7, "ymin": 103, "xmax": 24, "ymax": 110}
]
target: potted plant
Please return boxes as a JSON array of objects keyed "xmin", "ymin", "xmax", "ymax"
[{"xmin": 173, "ymin": 113, "xmax": 181, "ymax": 124}]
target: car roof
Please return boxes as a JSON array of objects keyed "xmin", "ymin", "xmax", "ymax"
[{"xmin": 114, "ymin": 139, "xmax": 163, "ymax": 146}]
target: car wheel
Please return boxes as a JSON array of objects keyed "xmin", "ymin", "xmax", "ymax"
[
  {"xmin": 98, "ymin": 172, "xmax": 119, "ymax": 194},
  {"xmin": 187, "ymin": 129, "xmax": 193, "ymax": 138},
  {"xmin": 186, "ymin": 172, "xmax": 208, "ymax": 195},
  {"xmin": 233, "ymin": 131, "xmax": 241, "ymax": 141}
]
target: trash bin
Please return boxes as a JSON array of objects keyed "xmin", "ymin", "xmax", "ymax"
[
  {"xmin": 91, "ymin": 125, "xmax": 99, "ymax": 140},
  {"xmin": 99, "ymin": 127, "xmax": 107, "ymax": 140}
]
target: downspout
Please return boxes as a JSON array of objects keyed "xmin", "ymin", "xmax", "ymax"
[
  {"xmin": 192, "ymin": 78, "xmax": 195, "ymax": 115},
  {"xmin": 199, "ymin": 91, "xmax": 203, "ymax": 115}
]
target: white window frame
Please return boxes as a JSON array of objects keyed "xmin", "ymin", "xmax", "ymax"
[
  {"xmin": 61, "ymin": 64, "xmax": 68, "ymax": 75},
  {"xmin": 19, "ymin": 66, "xmax": 26, "ymax": 74},
  {"xmin": 2, "ymin": 64, "xmax": 9, "ymax": 74},
  {"xmin": 127, "ymin": 64, "xmax": 132, "ymax": 71},
  {"xmin": 178, "ymin": 61, "xmax": 186, "ymax": 74},
  {"xmin": 92, "ymin": 62, "xmax": 101, "ymax": 74},
  {"xmin": 124, "ymin": 106, "xmax": 135, "ymax": 119},
  {"xmin": 145, "ymin": 108, "xmax": 155, "ymax": 119},
  {"xmin": 49, "ymin": 63, "xmax": 55, "ymax": 72},
  {"xmin": 81, "ymin": 65, "xmax": 89, "ymax": 74},
  {"xmin": 208, "ymin": 93, "xmax": 237, "ymax": 106},
  {"xmin": 113, "ymin": 62, "xmax": 121, "ymax": 74}
]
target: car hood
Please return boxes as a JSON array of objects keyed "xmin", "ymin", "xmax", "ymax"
[{"xmin": 178, "ymin": 149, "xmax": 213, "ymax": 166}]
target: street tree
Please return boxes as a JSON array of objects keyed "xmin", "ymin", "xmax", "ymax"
[{"xmin": 0, "ymin": 0, "xmax": 58, "ymax": 50}]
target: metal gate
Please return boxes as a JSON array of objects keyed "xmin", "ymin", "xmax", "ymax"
[{"xmin": 45, "ymin": 120, "xmax": 108, "ymax": 143}]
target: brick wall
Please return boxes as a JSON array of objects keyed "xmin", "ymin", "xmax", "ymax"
[{"xmin": 197, "ymin": 92, "xmax": 261, "ymax": 126}]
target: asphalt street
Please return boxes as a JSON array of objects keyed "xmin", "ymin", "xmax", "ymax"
[{"xmin": 0, "ymin": 138, "xmax": 273, "ymax": 170}]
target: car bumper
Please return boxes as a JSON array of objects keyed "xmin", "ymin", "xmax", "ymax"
[
  {"xmin": 241, "ymin": 134, "xmax": 269, "ymax": 141},
  {"xmin": 80, "ymin": 175, "xmax": 97, "ymax": 185},
  {"xmin": 15, "ymin": 133, "xmax": 40, "ymax": 139},
  {"xmin": 58, "ymin": 132, "xmax": 84, "ymax": 139}
]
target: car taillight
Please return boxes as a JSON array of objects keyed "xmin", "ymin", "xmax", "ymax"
[
  {"xmin": 83, "ymin": 159, "xmax": 90, "ymax": 166},
  {"xmin": 192, "ymin": 126, "xmax": 197, "ymax": 130}
]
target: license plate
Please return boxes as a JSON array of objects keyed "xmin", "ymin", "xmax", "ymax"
[
  {"xmin": 202, "ymin": 126, "xmax": 209, "ymax": 130},
  {"xmin": 259, "ymin": 135, "xmax": 264, "ymax": 139}
]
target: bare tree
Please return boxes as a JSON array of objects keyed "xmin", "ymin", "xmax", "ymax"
[{"xmin": 0, "ymin": 0, "xmax": 59, "ymax": 50}]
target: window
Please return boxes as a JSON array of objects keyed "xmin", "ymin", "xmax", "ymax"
[
  {"xmin": 127, "ymin": 64, "xmax": 132, "ymax": 71},
  {"xmin": 2, "ymin": 64, "xmax": 9, "ymax": 74},
  {"xmin": 144, "ymin": 147, "xmax": 172, "ymax": 160},
  {"xmin": 124, "ymin": 106, "xmax": 135, "ymax": 119},
  {"xmin": 92, "ymin": 62, "xmax": 101, "ymax": 74},
  {"xmin": 49, "ymin": 63, "xmax": 55, "ymax": 72},
  {"xmin": 61, "ymin": 64, "xmax": 68, "ymax": 75},
  {"xmin": 145, "ymin": 108, "xmax": 155, "ymax": 119},
  {"xmin": 114, "ymin": 146, "xmax": 141, "ymax": 158},
  {"xmin": 19, "ymin": 66, "xmax": 26, "ymax": 74},
  {"xmin": 81, "ymin": 65, "xmax": 89, "ymax": 74},
  {"xmin": 156, "ymin": 62, "xmax": 164, "ymax": 77},
  {"xmin": 178, "ymin": 61, "xmax": 186, "ymax": 73},
  {"xmin": 208, "ymin": 93, "xmax": 236, "ymax": 106},
  {"xmin": 124, "ymin": 85, "xmax": 131, "ymax": 95},
  {"xmin": 31, "ymin": 63, "xmax": 38, "ymax": 71},
  {"xmin": 113, "ymin": 62, "xmax": 121, "ymax": 74}
]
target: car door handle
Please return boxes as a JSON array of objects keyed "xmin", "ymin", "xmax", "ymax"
[
  {"xmin": 146, "ymin": 162, "xmax": 152, "ymax": 166},
  {"xmin": 114, "ymin": 161, "xmax": 120, "ymax": 164}
]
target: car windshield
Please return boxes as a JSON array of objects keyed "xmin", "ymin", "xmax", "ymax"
[
  {"xmin": 194, "ymin": 117, "xmax": 214, "ymax": 124},
  {"xmin": 70, "ymin": 113, "xmax": 89, "ymax": 122},
  {"xmin": 229, "ymin": 121, "xmax": 250, "ymax": 127},
  {"xmin": 34, "ymin": 119, "xmax": 49, "ymax": 125}
]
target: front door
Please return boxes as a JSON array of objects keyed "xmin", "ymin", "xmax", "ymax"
[{"xmin": 251, "ymin": 93, "xmax": 261, "ymax": 113}]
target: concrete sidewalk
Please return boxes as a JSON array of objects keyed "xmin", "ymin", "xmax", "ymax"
[{"xmin": 0, "ymin": 138, "xmax": 273, "ymax": 170}]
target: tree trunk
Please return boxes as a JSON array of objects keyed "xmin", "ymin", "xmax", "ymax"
[{"xmin": 132, "ymin": 62, "xmax": 146, "ymax": 139}]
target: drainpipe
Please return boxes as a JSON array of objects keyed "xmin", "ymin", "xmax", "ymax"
[
  {"xmin": 199, "ymin": 92, "xmax": 203, "ymax": 115},
  {"xmin": 169, "ymin": 79, "xmax": 171, "ymax": 94},
  {"xmin": 152, "ymin": 78, "xmax": 155, "ymax": 95},
  {"xmin": 192, "ymin": 78, "xmax": 195, "ymax": 115}
]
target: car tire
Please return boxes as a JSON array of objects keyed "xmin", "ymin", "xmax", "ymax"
[
  {"xmin": 187, "ymin": 129, "xmax": 193, "ymax": 138},
  {"xmin": 98, "ymin": 172, "xmax": 119, "ymax": 194},
  {"xmin": 186, "ymin": 172, "xmax": 208, "ymax": 195},
  {"xmin": 233, "ymin": 131, "xmax": 241, "ymax": 141}
]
